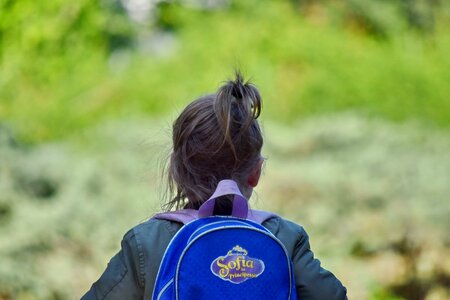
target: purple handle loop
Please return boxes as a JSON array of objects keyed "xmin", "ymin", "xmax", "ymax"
[{"xmin": 198, "ymin": 179, "xmax": 248, "ymax": 219}]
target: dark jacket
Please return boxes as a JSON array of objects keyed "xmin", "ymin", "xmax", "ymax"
[{"xmin": 81, "ymin": 216, "xmax": 347, "ymax": 299}]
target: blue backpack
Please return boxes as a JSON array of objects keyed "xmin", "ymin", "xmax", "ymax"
[{"xmin": 152, "ymin": 180, "xmax": 297, "ymax": 300}]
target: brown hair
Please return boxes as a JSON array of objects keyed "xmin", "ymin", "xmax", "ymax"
[{"xmin": 164, "ymin": 72, "xmax": 263, "ymax": 212}]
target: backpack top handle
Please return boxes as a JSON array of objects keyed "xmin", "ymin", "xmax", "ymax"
[{"xmin": 198, "ymin": 179, "xmax": 248, "ymax": 219}]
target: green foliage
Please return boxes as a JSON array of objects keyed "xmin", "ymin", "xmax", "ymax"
[
  {"xmin": 0, "ymin": 0, "xmax": 134, "ymax": 141},
  {"xmin": 1, "ymin": 0, "xmax": 450, "ymax": 144}
]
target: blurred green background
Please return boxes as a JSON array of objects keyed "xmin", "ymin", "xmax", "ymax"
[{"xmin": 1, "ymin": 0, "xmax": 449, "ymax": 299}]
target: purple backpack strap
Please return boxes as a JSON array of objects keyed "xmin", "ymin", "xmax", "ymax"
[
  {"xmin": 153, "ymin": 209, "xmax": 199, "ymax": 224},
  {"xmin": 198, "ymin": 179, "xmax": 248, "ymax": 219},
  {"xmin": 247, "ymin": 209, "xmax": 278, "ymax": 224},
  {"xmin": 154, "ymin": 209, "xmax": 277, "ymax": 225},
  {"xmin": 153, "ymin": 179, "xmax": 278, "ymax": 225}
]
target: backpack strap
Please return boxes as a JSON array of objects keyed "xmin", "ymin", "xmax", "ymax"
[
  {"xmin": 153, "ymin": 179, "xmax": 278, "ymax": 225},
  {"xmin": 153, "ymin": 209, "xmax": 198, "ymax": 224},
  {"xmin": 153, "ymin": 209, "xmax": 278, "ymax": 225},
  {"xmin": 198, "ymin": 179, "xmax": 248, "ymax": 218},
  {"xmin": 247, "ymin": 209, "xmax": 278, "ymax": 224}
]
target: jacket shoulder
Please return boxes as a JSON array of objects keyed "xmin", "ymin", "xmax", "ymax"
[
  {"xmin": 262, "ymin": 215, "xmax": 307, "ymax": 256},
  {"xmin": 129, "ymin": 217, "xmax": 182, "ymax": 240},
  {"xmin": 127, "ymin": 218, "xmax": 182, "ymax": 292}
]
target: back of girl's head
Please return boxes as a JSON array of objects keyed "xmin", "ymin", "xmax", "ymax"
[{"xmin": 165, "ymin": 71, "xmax": 263, "ymax": 211}]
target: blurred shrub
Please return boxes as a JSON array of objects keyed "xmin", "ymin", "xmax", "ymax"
[{"xmin": 1, "ymin": 115, "xmax": 449, "ymax": 298}]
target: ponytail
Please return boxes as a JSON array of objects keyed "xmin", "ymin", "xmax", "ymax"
[{"xmin": 215, "ymin": 71, "xmax": 262, "ymax": 161}]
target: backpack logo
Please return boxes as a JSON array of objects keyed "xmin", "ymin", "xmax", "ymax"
[{"xmin": 210, "ymin": 245, "xmax": 265, "ymax": 284}]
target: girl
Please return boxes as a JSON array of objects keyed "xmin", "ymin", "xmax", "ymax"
[{"xmin": 81, "ymin": 72, "xmax": 347, "ymax": 299}]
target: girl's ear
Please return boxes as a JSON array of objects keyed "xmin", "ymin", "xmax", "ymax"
[{"xmin": 247, "ymin": 158, "xmax": 264, "ymax": 188}]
